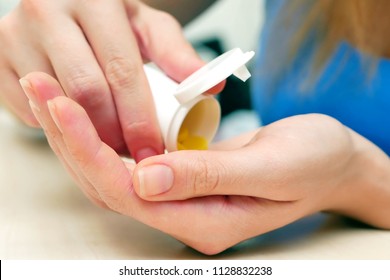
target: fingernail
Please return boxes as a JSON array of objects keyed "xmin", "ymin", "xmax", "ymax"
[
  {"xmin": 19, "ymin": 78, "xmax": 39, "ymax": 109},
  {"xmin": 135, "ymin": 147, "xmax": 158, "ymax": 163},
  {"xmin": 47, "ymin": 100, "xmax": 63, "ymax": 133},
  {"xmin": 137, "ymin": 164, "xmax": 174, "ymax": 196}
]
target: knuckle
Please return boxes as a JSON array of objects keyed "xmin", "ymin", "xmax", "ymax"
[
  {"xmin": 190, "ymin": 154, "xmax": 220, "ymax": 196},
  {"xmin": 66, "ymin": 72, "xmax": 108, "ymax": 108},
  {"xmin": 104, "ymin": 57, "xmax": 137, "ymax": 91}
]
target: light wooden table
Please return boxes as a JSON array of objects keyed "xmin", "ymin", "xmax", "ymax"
[{"xmin": 1, "ymin": 108, "xmax": 390, "ymax": 260}]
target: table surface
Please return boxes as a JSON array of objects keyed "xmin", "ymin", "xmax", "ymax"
[{"xmin": 1, "ymin": 108, "xmax": 390, "ymax": 260}]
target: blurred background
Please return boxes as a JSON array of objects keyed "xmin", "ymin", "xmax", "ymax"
[
  {"xmin": 0, "ymin": 0, "xmax": 265, "ymax": 140},
  {"xmin": 184, "ymin": 0, "xmax": 264, "ymax": 139}
]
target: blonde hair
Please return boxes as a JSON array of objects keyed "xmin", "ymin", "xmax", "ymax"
[{"xmin": 261, "ymin": 0, "xmax": 389, "ymax": 93}]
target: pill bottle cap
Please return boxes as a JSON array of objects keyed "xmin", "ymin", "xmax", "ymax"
[{"xmin": 174, "ymin": 48, "xmax": 255, "ymax": 104}]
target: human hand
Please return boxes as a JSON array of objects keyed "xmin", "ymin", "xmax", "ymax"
[
  {"xmin": 134, "ymin": 108, "xmax": 390, "ymax": 232},
  {"xmin": 20, "ymin": 72, "xmax": 238, "ymax": 254},
  {"xmin": 0, "ymin": 0, "xmax": 214, "ymax": 160},
  {"xmin": 20, "ymin": 72, "xmax": 390, "ymax": 254}
]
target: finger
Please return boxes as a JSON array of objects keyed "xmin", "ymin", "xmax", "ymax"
[
  {"xmin": 75, "ymin": 0, "xmax": 164, "ymax": 161},
  {"xmin": 45, "ymin": 95, "xmax": 137, "ymax": 214},
  {"xmin": 31, "ymin": 98, "xmax": 107, "ymax": 208},
  {"xmin": 128, "ymin": 3, "xmax": 204, "ymax": 79},
  {"xmin": 132, "ymin": 141, "xmax": 298, "ymax": 201},
  {"xmin": 40, "ymin": 15, "xmax": 125, "ymax": 152},
  {"xmin": 6, "ymin": 51, "xmax": 56, "ymax": 127},
  {"xmin": 0, "ymin": 6, "xmax": 54, "ymax": 127},
  {"xmin": 19, "ymin": 72, "xmax": 108, "ymax": 208},
  {"xmin": 126, "ymin": 2, "xmax": 226, "ymax": 93},
  {"xmin": 0, "ymin": 69, "xmax": 39, "ymax": 127}
]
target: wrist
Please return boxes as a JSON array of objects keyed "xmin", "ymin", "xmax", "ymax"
[{"xmin": 327, "ymin": 127, "xmax": 390, "ymax": 229}]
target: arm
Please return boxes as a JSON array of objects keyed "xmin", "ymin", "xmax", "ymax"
[{"xmin": 327, "ymin": 129, "xmax": 390, "ymax": 229}]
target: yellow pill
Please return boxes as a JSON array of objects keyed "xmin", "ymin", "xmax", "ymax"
[
  {"xmin": 178, "ymin": 127, "xmax": 189, "ymax": 142},
  {"xmin": 185, "ymin": 135, "xmax": 207, "ymax": 150},
  {"xmin": 177, "ymin": 126, "xmax": 208, "ymax": 150},
  {"xmin": 178, "ymin": 134, "xmax": 208, "ymax": 150},
  {"xmin": 177, "ymin": 142, "xmax": 186, "ymax": 151}
]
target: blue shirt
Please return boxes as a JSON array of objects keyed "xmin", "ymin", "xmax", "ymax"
[{"xmin": 251, "ymin": 0, "xmax": 390, "ymax": 155}]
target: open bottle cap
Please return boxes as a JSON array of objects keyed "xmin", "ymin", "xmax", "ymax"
[{"xmin": 174, "ymin": 48, "xmax": 255, "ymax": 104}]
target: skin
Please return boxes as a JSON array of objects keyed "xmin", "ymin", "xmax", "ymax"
[
  {"xmin": 4, "ymin": 0, "xmax": 390, "ymax": 255},
  {"xmin": 19, "ymin": 72, "xmax": 390, "ymax": 255},
  {"xmin": 0, "ymin": 0, "xmax": 221, "ymax": 161}
]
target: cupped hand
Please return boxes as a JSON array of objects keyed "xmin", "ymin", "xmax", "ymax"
[
  {"xmin": 20, "ymin": 72, "xmax": 360, "ymax": 255},
  {"xmin": 0, "ymin": 0, "xmax": 214, "ymax": 161}
]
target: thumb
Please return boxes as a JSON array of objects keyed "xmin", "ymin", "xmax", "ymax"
[{"xmin": 133, "ymin": 148, "xmax": 271, "ymax": 201}]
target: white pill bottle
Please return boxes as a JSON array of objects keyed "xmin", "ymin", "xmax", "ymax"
[{"xmin": 144, "ymin": 48, "xmax": 255, "ymax": 152}]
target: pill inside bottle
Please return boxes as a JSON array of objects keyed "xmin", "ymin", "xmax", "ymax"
[
  {"xmin": 176, "ymin": 99, "xmax": 210, "ymax": 151},
  {"xmin": 177, "ymin": 127, "xmax": 208, "ymax": 150},
  {"xmin": 174, "ymin": 97, "xmax": 219, "ymax": 151}
]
